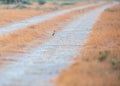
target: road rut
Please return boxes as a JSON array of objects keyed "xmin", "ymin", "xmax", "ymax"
[{"xmin": 0, "ymin": 3, "xmax": 102, "ymax": 36}]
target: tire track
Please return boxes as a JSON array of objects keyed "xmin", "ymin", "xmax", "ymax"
[{"xmin": 0, "ymin": 3, "xmax": 103, "ymax": 36}]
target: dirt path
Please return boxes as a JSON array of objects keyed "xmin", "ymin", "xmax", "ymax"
[
  {"xmin": 0, "ymin": 2, "xmax": 90, "ymax": 27},
  {"xmin": 0, "ymin": 3, "xmax": 117, "ymax": 86},
  {"xmin": 0, "ymin": 3, "xmax": 99, "ymax": 36},
  {"xmin": 0, "ymin": 2, "xmax": 106, "ymax": 55}
]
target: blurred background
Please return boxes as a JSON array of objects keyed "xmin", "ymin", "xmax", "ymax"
[{"xmin": 0, "ymin": 0, "xmax": 115, "ymax": 10}]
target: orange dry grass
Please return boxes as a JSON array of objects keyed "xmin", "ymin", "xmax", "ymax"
[
  {"xmin": 56, "ymin": 4, "xmax": 120, "ymax": 86},
  {"xmin": 0, "ymin": 2, "xmax": 89, "ymax": 27},
  {"xmin": 0, "ymin": 10, "xmax": 46, "ymax": 27},
  {"xmin": 83, "ymin": 4, "xmax": 120, "ymax": 59},
  {"xmin": 0, "ymin": 4, "xmax": 105, "ymax": 55},
  {"xmin": 56, "ymin": 59, "xmax": 120, "ymax": 86}
]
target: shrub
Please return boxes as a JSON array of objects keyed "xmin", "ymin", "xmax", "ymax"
[
  {"xmin": 0, "ymin": 0, "xmax": 31, "ymax": 4},
  {"xmin": 110, "ymin": 58, "xmax": 120, "ymax": 70},
  {"xmin": 38, "ymin": 0, "xmax": 46, "ymax": 5},
  {"xmin": 60, "ymin": 2, "xmax": 76, "ymax": 6},
  {"xmin": 13, "ymin": 4, "xmax": 27, "ymax": 9},
  {"xmin": 98, "ymin": 50, "xmax": 110, "ymax": 62},
  {"xmin": 1, "ymin": 0, "xmax": 15, "ymax": 4},
  {"xmin": 21, "ymin": 0, "xmax": 31, "ymax": 5}
]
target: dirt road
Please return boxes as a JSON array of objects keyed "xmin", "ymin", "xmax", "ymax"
[
  {"xmin": 0, "ymin": 2, "xmax": 118, "ymax": 86},
  {"xmin": 0, "ymin": 3, "xmax": 99, "ymax": 36}
]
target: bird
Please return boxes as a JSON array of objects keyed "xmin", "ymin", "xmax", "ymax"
[{"xmin": 52, "ymin": 30, "xmax": 56, "ymax": 36}]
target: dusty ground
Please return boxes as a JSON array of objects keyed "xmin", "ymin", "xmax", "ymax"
[
  {"xmin": 0, "ymin": 3, "xmax": 105, "ymax": 55},
  {"xmin": 56, "ymin": 4, "xmax": 120, "ymax": 86},
  {"xmin": 0, "ymin": 2, "xmax": 89, "ymax": 27}
]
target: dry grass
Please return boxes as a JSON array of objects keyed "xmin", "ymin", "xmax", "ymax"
[
  {"xmin": 0, "ymin": 2, "xmax": 89, "ymax": 27},
  {"xmin": 0, "ymin": 3, "xmax": 106, "ymax": 55},
  {"xmin": 0, "ymin": 10, "xmax": 47, "ymax": 27},
  {"xmin": 56, "ymin": 4, "xmax": 120, "ymax": 86}
]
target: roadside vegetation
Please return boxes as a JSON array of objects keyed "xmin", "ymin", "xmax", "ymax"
[
  {"xmin": 0, "ymin": 0, "xmax": 87, "ymax": 5},
  {"xmin": 56, "ymin": 4, "xmax": 120, "ymax": 86},
  {"xmin": 0, "ymin": 0, "xmax": 90, "ymax": 27},
  {"xmin": 0, "ymin": 0, "xmax": 89, "ymax": 10}
]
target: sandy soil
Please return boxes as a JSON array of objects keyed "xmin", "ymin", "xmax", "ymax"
[
  {"xmin": 56, "ymin": 4, "xmax": 120, "ymax": 86},
  {"xmin": 0, "ymin": 3, "xmax": 106, "ymax": 55},
  {"xmin": 0, "ymin": 2, "xmax": 89, "ymax": 27}
]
